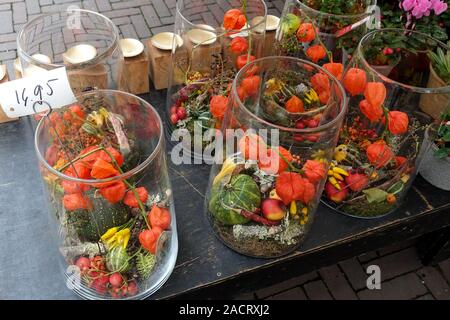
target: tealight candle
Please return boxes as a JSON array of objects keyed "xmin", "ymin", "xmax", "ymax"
[
  {"xmin": 186, "ymin": 24, "xmax": 217, "ymax": 45},
  {"xmin": 119, "ymin": 38, "xmax": 145, "ymax": 58},
  {"xmin": 63, "ymin": 44, "xmax": 97, "ymax": 64},
  {"xmin": 151, "ymin": 32, "xmax": 183, "ymax": 51}
]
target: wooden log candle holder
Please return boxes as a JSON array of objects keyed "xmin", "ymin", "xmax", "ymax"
[
  {"xmin": 67, "ymin": 64, "xmax": 108, "ymax": 95},
  {"xmin": 183, "ymin": 35, "xmax": 222, "ymax": 75},
  {"xmin": 118, "ymin": 52, "xmax": 150, "ymax": 95},
  {"xmin": 0, "ymin": 65, "xmax": 18, "ymax": 123},
  {"xmin": 146, "ymin": 38, "xmax": 187, "ymax": 90}
]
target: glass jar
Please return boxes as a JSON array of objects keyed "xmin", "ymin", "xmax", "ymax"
[
  {"xmin": 167, "ymin": 0, "xmax": 267, "ymax": 158},
  {"xmin": 17, "ymin": 9, "xmax": 122, "ymax": 94},
  {"xmin": 35, "ymin": 90, "xmax": 178, "ymax": 299},
  {"xmin": 205, "ymin": 57, "xmax": 348, "ymax": 258},
  {"xmin": 275, "ymin": 0, "xmax": 376, "ymax": 64},
  {"xmin": 322, "ymin": 29, "xmax": 450, "ymax": 219}
]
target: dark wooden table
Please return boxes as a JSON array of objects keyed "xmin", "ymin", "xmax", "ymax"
[{"xmin": 0, "ymin": 91, "xmax": 449, "ymax": 300}]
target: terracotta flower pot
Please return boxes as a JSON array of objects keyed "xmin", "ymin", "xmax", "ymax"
[
  {"xmin": 419, "ymin": 126, "xmax": 450, "ymax": 191},
  {"xmin": 419, "ymin": 64, "xmax": 449, "ymax": 120}
]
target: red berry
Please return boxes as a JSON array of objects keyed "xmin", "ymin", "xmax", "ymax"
[
  {"xmin": 177, "ymin": 107, "xmax": 187, "ymax": 120},
  {"xmin": 170, "ymin": 106, "xmax": 177, "ymax": 114},
  {"xmin": 170, "ymin": 113, "xmax": 179, "ymax": 124},
  {"xmin": 110, "ymin": 287, "xmax": 121, "ymax": 299},
  {"xmin": 121, "ymin": 286, "xmax": 128, "ymax": 297},
  {"xmin": 295, "ymin": 121, "xmax": 305, "ymax": 129},
  {"xmin": 127, "ymin": 282, "xmax": 138, "ymax": 296},
  {"xmin": 90, "ymin": 273, "xmax": 109, "ymax": 295},
  {"xmin": 306, "ymin": 119, "xmax": 319, "ymax": 128},
  {"xmin": 90, "ymin": 256, "xmax": 105, "ymax": 270},
  {"xmin": 306, "ymin": 135, "xmax": 318, "ymax": 142},
  {"xmin": 294, "ymin": 134, "xmax": 304, "ymax": 142},
  {"xmin": 109, "ymin": 273, "xmax": 123, "ymax": 288},
  {"xmin": 75, "ymin": 257, "xmax": 90, "ymax": 273}
]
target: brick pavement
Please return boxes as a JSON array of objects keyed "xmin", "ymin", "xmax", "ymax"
[
  {"xmin": 250, "ymin": 245, "xmax": 450, "ymax": 300},
  {"xmin": 0, "ymin": 0, "xmax": 449, "ymax": 300},
  {"xmin": 0, "ymin": 0, "xmax": 283, "ymax": 74}
]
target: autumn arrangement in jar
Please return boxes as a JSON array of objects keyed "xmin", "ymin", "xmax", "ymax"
[
  {"xmin": 35, "ymin": 91, "xmax": 177, "ymax": 299},
  {"xmin": 167, "ymin": 0, "xmax": 266, "ymax": 155},
  {"xmin": 206, "ymin": 57, "xmax": 347, "ymax": 258},
  {"xmin": 322, "ymin": 29, "xmax": 450, "ymax": 218},
  {"xmin": 275, "ymin": 0, "xmax": 375, "ymax": 64}
]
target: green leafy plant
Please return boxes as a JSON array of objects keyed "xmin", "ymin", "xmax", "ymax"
[
  {"xmin": 434, "ymin": 109, "xmax": 450, "ymax": 159},
  {"xmin": 429, "ymin": 48, "xmax": 450, "ymax": 84},
  {"xmin": 303, "ymin": 0, "xmax": 367, "ymax": 15},
  {"xmin": 362, "ymin": 32, "xmax": 406, "ymax": 66}
]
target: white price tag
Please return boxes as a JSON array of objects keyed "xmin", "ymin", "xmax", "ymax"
[{"xmin": 0, "ymin": 67, "xmax": 76, "ymax": 118}]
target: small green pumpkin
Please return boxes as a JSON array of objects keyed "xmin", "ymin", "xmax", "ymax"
[
  {"xmin": 66, "ymin": 195, "xmax": 131, "ymax": 242},
  {"xmin": 106, "ymin": 246, "xmax": 130, "ymax": 273},
  {"xmin": 209, "ymin": 174, "xmax": 261, "ymax": 225}
]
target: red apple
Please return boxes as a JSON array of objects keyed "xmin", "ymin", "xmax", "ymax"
[
  {"xmin": 345, "ymin": 173, "xmax": 369, "ymax": 192},
  {"xmin": 325, "ymin": 181, "xmax": 348, "ymax": 203},
  {"xmin": 261, "ymin": 199, "xmax": 286, "ymax": 221}
]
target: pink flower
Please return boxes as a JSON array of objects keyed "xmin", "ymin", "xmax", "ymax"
[
  {"xmin": 430, "ymin": 0, "xmax": 448, "ymax": 15},
  {"xmin": 402, "ymin": 0, "xmax": 416, "ymax": 11},
  {"xmin": 401, "ymin": 0, "xmax": 448, "ymax": 18},
  {"xmin": 412, "ymin": 0, "xmax": 432, "ymax": 19}
]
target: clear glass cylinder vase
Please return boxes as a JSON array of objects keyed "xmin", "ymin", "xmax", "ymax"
[
  {"xmin": 205, "ymin": 56, "xmax": 348, "ymax": 258},
  {"xmin": 167, "ymin": 0, "xmax": 267, "ymax": 158},
  {"xmin": 275, "ymin": 0, "xmax": 376, "ymax": 64},
  {"xmin": 35, "ymin": 90, "xmax": 178, "ymax": 299},
  {"xmin": 17, "ymin": 9, "xmax": 123, "ymax": 94},
  {"xmin": 322, "ymin": 29, "xmax": 450, "ymax": 219}
]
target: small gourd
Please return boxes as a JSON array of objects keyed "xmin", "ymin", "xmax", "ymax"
[{"xmin": 209, "ymin": 174, "xmax": 261, "ymax": 225}]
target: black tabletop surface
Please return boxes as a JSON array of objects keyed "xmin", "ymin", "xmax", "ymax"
[{"xmin": 0, "ymin": 91, "xmax": 449, "ymax": 300}]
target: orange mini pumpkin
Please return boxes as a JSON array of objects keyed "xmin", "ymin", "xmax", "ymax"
[
  {"xmin": 388, "ymin": 111, "xmax": 409, "ymax": 135},
  {"xmin": 311, "ymin": 73, "xmax": 330, "ymax": 93},
  {"xmin": 306, "ymin": 45, "xmax": 327, "ymax": 63},
  {"xmin": 223, "ymin": 9, "xmax": 246, "ymax": 30},
  {"xmin": 364, "ymin": 82, "xmax": 387, "ymax": 109},
  {"xmin": 359, "ymin": 99, "xmax": 383, "ymax": 122},
  {"xmin": 230, "ymin": 36, "xmax": 248, "ymax": 54},
  {"xmin": 323, "ymin": 62, "xmax": 344, "ymax": 80},
  {"xmin": 343, "ymin": 68, "xmax": 367, "ymax": 96},
  {"xmin": 366, "ymin": 141, "xmax": 394, "ymax": 168},
  {"xmin": 210, "ymin": 95, "xmax": 229, "ymax": 120},
  {"xmin": 285, "ymin": 96, "xmax": 305, "ymax": 113},
  {"xmin": 296, "ymin": 23, "xmax": 316, "ymax": 42},
  {"xmin": 302, "ymin": 160, "xmax": 327, "ymax": 184}
]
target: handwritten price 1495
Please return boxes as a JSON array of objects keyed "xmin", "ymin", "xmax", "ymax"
[
  {"xmin": 0, "ymin": 67, "xmax": 76, "ymax": 118},
  {"xmin": 15, "ymin": 78, "xmax": 58, "ymax": 107}
]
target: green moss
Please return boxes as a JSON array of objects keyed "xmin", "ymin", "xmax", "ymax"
[{"xmin": 341, "ymin": 200, "xmax": 394, "ymax": 218}]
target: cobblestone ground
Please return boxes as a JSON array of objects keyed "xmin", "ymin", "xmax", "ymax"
[
  {"xmin": 0, "ymin": 0, "xmax": 449, "ymax": 300},
  {"xmin": 0, "ymin": 0, "xmax": 284, "ymax": 74},
  {"xmin": 251, "ymin": 243, "xmax": 450, "ymax": 300}
]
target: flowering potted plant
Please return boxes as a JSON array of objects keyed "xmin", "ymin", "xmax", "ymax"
[{"xmin": 420, "ymin": 109, "xmax": 450, "ymax": 190}]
